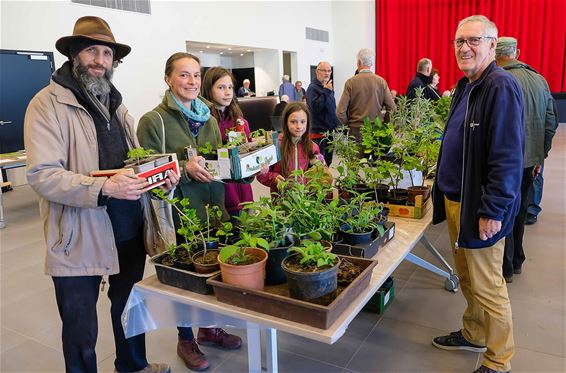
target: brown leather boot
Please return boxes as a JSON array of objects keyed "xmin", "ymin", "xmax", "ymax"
[
  {"xmin": 177, "ymin": 338, "xmax": 210, "ymax": 371},
  {"xmin": 197, "ymin": 328, "xmax": 242, "ymax": 350}
]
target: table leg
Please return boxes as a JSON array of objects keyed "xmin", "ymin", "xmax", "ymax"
[
  {"xmin": 404, "ymin": 235, "xmax": 459, "ymax": 292},
  {"xmin": 0, "ymin": 170, "xmax": 5, "ymax": 229},
  {"xmin": 265, "ymin": 328, "xmax": 278, "ymax": 373},
  {"xmin": 247, "ymin": 326, "xmax": 262, "ymax": 373}
]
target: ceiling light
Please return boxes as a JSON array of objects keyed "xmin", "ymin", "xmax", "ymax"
[
  {"xmin": 246, "ymin": 49, "xmax": 251, "ymax": 52},
  {"xmin": 240, "ymin": 53, "xmax": 244, "ymax": 56},
  {"xmin": 206, "ymin": 46, "xmax": 210, "ymax": 49},
  {"xmin": 228, "ymin": 48, "xmax": 232, "ymax": 51},
  {"xmin": 199, "ymin": 50, "xmax": 203, "ymax": 53},
  {"xmin": 219, "ymin": 52, "xmax": 223, "ymax": 55}
]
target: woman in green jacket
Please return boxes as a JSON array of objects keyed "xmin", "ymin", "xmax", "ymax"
[{"xmin": 137, "ymin": 52, "xmax": 242, "ymax": 372}]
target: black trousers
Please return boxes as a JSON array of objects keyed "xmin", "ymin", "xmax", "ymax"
[
  {"xmin": 503, "ymin": 166, "xmax": 534, "ymax": 277},
  {"xmin": 312, "ymin": 136, "xmax": 333, "ymax": 167},
  {"xmin": 53, "ymin": 234, "xmax": 148, "ymax": 373}
]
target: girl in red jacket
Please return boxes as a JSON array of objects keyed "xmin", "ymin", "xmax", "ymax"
[{"xmin": 257, "ymin": 102, "xmax": 328, "ymax": 193}]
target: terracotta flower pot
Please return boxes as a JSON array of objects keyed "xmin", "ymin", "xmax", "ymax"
[
  {"xmin": 407, "ymin": 185, "xmax": 431, "ymax": 206},
  {"xmin": 192, "ymin": 249, "xmax": 220, "ymax": 274},
  {"xmin": 218, "ymin": 247, "xmax": 268, "ymax": 290}
]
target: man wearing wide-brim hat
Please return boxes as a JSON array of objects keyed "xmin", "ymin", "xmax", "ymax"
[{"xmin": 24, "ymin": 16, "xmax": 176, "ymax": 373}]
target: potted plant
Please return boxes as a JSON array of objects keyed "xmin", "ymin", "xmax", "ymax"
[
  {"xmin": 152, "ymin": 190, "xmax": 220, "ymax": 274},
  {"xmin": 282, "ymin": 240, "xmax": 340, "ymax": 304},
  {"xmin": 327, "ymin": 127, "xmax": 363, "ymax": 199},
  {"xmin": 217, "ymin": 232, "xmax": 269, "ymax": 290},
  {"xmin": 339, "ymin": 194, "xmax": 386, "ymax": 245},
  {"xmin": 237, "ymin": 197, "xmax": 291, "ymax": 285},
  {"xmin": 191, "ymin": 204, "xmax": 225, "ymax": 274},
  {"xmin": 125, "ymin": 147, "xmax": 172, "ymax": 173}
]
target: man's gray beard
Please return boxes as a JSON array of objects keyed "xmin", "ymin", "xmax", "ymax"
[{"xmin": 72, "ymin": 56, "xmax": 114, "ymax": 96}]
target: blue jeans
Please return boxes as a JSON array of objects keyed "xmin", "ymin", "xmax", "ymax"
[
  {"xmin": 527, "ymin": 164, "xmax": 544, "ymax": 217},
  {"xmin": 52, "ymin": 234, "xmax": 148, "ymax": 373}
]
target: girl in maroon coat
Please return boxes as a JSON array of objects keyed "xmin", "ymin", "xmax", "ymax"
[{"xmin": 201, "ymin": 67, "xmax": 254, "ymax": 215}]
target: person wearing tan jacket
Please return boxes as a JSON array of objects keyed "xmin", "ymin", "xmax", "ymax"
[
  {"xmin": 336, "ymin": 48, "xmax": 396, "ymax": 142},
  {"xmin": 24, "ymin": 17, "xmax": 175, "ymax": 373}
]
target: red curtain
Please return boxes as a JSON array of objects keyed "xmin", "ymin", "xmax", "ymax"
[{"xmin": 376, "ymin": 0, "xmax": 566, "ymax": 94}]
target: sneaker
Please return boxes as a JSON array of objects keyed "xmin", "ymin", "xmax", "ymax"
[
  {"xmin": 525, "ymin": 214, "xmax": 537, "ymax": 225},
  {"xmin": 504, "ymin": 275, "xmax": 513, "ymax": 283},
  {"xmin": 197, "ymin": 328, "xmax": 242, "ymax": 350},
  {"xmin": 513, "ymin": 266, "xmax": 522, "ymax": 275},
  {"xmin": 177, "ymin": 338, "xmax": 210, "ymax": 371},
  {"xmin": 116, "ymin": 363, "xmax": 171, "ymax": 373},
  {"xmin": 432, "ymin": 330, "xmax": 487, "ymax": 353},
  {"xmin": 473, "ymin": 365, "xmax": 509, "ymax": 373}
]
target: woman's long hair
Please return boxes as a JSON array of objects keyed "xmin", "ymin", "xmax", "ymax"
[
  {"xmin": 280, "ymin": 102, "xmax": 314, "ymax": 177},
  {"xmin": 201, "ymin": 66, "xmax": 243, "ymax": 123}
]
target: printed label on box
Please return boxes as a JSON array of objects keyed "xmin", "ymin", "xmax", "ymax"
[
  {"xmin": 136, "ymin": 157, "xmax": 179, "ymax": 189},
  {"xmin": 383, "ymin": 291, "xmax": 390, "ymax": 306},
  {"xmin": 237, "ymin": 144, "xmax": 279, "ymax": 179}
]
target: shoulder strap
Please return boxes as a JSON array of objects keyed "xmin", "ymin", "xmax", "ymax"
[{"xmin": 152, "ymin": 111, "xmax": 166, "ymax": 153}]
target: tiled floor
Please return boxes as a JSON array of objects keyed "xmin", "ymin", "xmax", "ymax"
[{"xmin": 1, "ymin": 125, "xmax": 564, "ymax": 372}]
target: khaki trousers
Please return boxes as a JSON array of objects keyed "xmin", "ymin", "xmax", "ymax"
[{"xmin": 444, "ymin": 197, "xmax": 514, "ymax": 371}]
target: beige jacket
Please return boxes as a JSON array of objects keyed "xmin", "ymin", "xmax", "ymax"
[
  {"xmin": 336, "ymin": 71, "xmax": 396, "ymax": 128},
  {"xmin": 24, "ymin": 80, "xmax": 165, "ymax": 277}
]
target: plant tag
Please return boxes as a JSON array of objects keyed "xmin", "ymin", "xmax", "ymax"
[
  {"xmin": 384, "ymin": 290, "xmax": 390, "ymax": 305},
  {"xmin": 389, "ymin": 226, "xmax": 395, "ymax": 240}
]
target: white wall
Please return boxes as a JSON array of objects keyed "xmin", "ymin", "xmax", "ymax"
[
  {"xmin": 253, "ymin": 50, "xmax": 281, "ymax": 96},
  {"xmin": 331, "ymin": 0, "xmax": 376, "ymax": 101},
  {"xmin": 1, "ymin": 1, "xmax": 375, "ymax": 118}
]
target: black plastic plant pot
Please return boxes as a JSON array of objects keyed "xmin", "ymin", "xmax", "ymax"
[
  {"xmin": 376, "ymin": 183, "xmax": 390, "ymax": 203},
  {"xmin": 340, "ymin": 229, "xmax": 374, "ymax": 245},
  {"xmin": 282, "ymin": 255, "xmax": 341, "ymax": 305},
  {"xmin": 380, "ymin": 207, "xmax": 390, "ymax": 221},
  {"xmin": 265, "ymin": 240, "xmax": 293, "ymax": 285}
]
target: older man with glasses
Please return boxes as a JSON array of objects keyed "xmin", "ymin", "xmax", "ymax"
[
  {"xmin": 431, "ymin": 15, "xmax": 524, "ymax": 373},
  {"xmin": 306, "ymin": 61, "xmax": 340, "ymax": 165}
]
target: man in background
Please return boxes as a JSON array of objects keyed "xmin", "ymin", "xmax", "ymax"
[
  {"xmin": 495, "ymin": 36, "xmax": 558, "ymax": 282},
  {"xmin": 294, "ymin": 80, "xmax": 306, "ymax": 102},
  {"xmin": 336, "ymin": 48, "xmax": 396, "ymax": 142},
  {"xmin": 306, "ymin": 61, "xmax": 340, "ymax": 165},
  {"xmin": 406, "ymin": 57, "xmax": 436, "ymax": 100},
  {"xmin": 237, "ymin": 78, "xmax": 255, "ymax": 97},
  {"xmin": 278, "ymin": 74, "xmax": 296, "ymax": 101}
]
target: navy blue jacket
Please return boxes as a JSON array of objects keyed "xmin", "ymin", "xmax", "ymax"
[
  {"xmin": 432, "ymin": 62, "xmax": 525, "ymax": 249},
  {"xmin": 306, "ymin": 79, "xmax": 340, "ymax": 134}
]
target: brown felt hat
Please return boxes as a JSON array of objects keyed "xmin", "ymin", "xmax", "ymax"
[{"xmin": 56, "ymin": 16, "xmax": 131, "ymax": 60}]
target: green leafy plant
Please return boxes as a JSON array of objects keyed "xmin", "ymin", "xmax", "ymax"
[
  {"xmin": 126, "ymin": 147, "xmax": 156, "ymax": 165},
  {"xmin": 277, "ymin": 168, "xmax": 336, "ymax": 242},
  {"xmin": 327, "ymin": 127, "xmax": 363, "ymax": 194},
  {"xmin": 340, "ymin": 194, "xmax": 385, "ymax": 237},
  {"xmin": 198, "ymin": 141, "xmax": 215, "ymax": 155},
  {"xmin": 360, "ymin": 116, "xmax": 394, "ymax": 159},
  {"xmin": 287, "ymin": 241, "xmax": 338, "ymax": 269},
  {"xmin": 152, "ymin": 189, "xmax": 214, "ymax": 258},
  {"xmin": 219, "ymin": 232, "xmax": 269, "ymax": 265},
  {"xmin": 238, "ymin": 197, "xmax": 289, "ymax": 248}
]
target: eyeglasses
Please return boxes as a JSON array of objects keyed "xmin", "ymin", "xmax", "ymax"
[
  {"xmin": 317, "ymin": 69, "xmax": 332, "ymax": 73},
  {"xmin": 452, "ymin": 36, "xmax": 494, "ymax": 48}
]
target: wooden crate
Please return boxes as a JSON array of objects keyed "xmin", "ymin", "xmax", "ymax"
[
  {"xmin": 207, "ymin": 256, "xmax": 378, "ymax": 329},
  {"xmin": 385, "ymin": 194, "xmax": 430, "ymax": 219}
]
